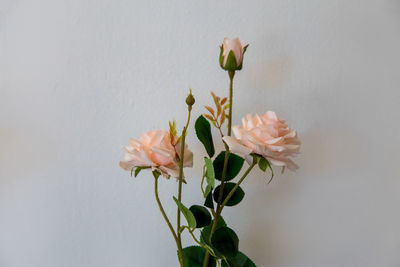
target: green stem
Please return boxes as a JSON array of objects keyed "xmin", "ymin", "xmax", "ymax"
[
  {"xmin": 201, "ymin": 165, "xmax": 207, "ymax": 197},
  {"xmin": 203, "ymin": 71, "xmax": 234, "ymax": 267},
  {"xmin": 203, "ymin": 162, "xmax": 256, "ymax": 266},
  {"xmin": 181, "ymin": 226, "xmax": 217, "ymax": 257},
  {"xmin": 227, "ymin": 71, "xmax": 235, "ymax": 136},
  {"xmin": 154, "ymin": 176, "xmax": 184, "ymax": 266},
  {"xmin": 215, "ymin": 149, "xmax": 230, "ymax": 211},
  {"xmin": 177, "ymin": 107, "xmax": 191, "ymax": 267},
  {"xmin": 220, "ymin": 159, "xmax": 256, "ymax": 209},
  {"xmin": 216, "ymin": 71, "xmax": 235, "ymax": 214}
]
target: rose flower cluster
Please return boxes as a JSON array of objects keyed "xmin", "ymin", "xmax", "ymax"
[{"xmin": 119, "ymin": 37, "xmax": 301, "ymax": 267}]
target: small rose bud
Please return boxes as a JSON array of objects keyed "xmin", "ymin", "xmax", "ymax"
[
  {"xmin": 219, "ymin": 38, "xmax": 249, "ymax": 71},
  {"xmin": 186, "ymin": 89, "xmax": 195, "ymax": 107}
]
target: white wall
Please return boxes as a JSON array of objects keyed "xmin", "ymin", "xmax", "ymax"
[{"xmin": 1, "ymin": 1, "xmax": 400, "ymax": 266}]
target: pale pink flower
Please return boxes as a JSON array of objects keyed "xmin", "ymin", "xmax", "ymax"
[
  {"xmin": 119, "ymin": 129, "xmax": 193, "ymax": 178},
  {"xmin": 221, "ymin": 38, "xmax": 245, "ymax": 67},
  {"xmin": 223, "ymin": 111, "xmax": 301, "ymax": 171}
]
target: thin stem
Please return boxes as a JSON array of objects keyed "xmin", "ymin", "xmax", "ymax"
[
  {"xmin": 201, "ymin": 165, "xmax": 206, "ymax": 196},
  {"xmin": 181, "ymin": 226, "xmax": 217, "ymax": 257},
  {"xmin": 188, "ymin": 229, "xmax": 203, "ymax": 248},
  {"xmin": 215, "ymin": 72, "xmax": 234, "ymax": 215},
  {"xmin": 227, "ymin": 71, "xmax": 235, "ymax": 136},
  {"xmin": 154, "ymin": 176, "xmax": 180, "ymax": 247},
  {"xmin": 209, "ymin": 112, "xmax": 225, "ymax": 138},
  {"xmin": 216, "ymin": 123, "xmax": 225, "ymax": 138},
  {"xmin": 203, "ymin": 162, "xmax": 256, "ymax": 267},
  {"xmin": 215, "ymin": 72, "xmax": 235, "ymax": 215},
  {"xmin": 220, "ymin": 159, "xmax": 257, "ymax": 209},
  {"xmin": 176, "ymin": 107, "xmax": 192, "ymax": 267},
  {"xmin": 215, "ymin": 150, "xmax": 230, "ymax": 213},
  {"xmin": 203, "ymin": 71, "xmax": 234, "ymax": 267},
  {"xmin": 211, "ymin": 209, "xmax": 216, "ymax": 218}
]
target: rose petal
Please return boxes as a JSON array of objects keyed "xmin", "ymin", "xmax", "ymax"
[{"xmin": 222, "ymin": 136, "xmax": 252, "ymax": 158}]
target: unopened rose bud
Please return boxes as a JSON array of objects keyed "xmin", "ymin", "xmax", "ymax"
[
  {"xmin": 219, "ymin": 38, "xmax": 249, "ymax": 71},
  {"xmin": 186, "ymin": 90, "xmax": 195, "ymax": 107}
]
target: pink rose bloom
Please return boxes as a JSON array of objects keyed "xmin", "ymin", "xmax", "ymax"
[
  {"xmin": 222, "ymin": 38, "xmax": 244, "ymax": 67},
  {"xmin": 223, "ymin": 111, "xmax": 301, "ymax": 171},
  {"xmin": 220, "ymin": 37, "xmax": 250, "ymax": 72},
  {"xmin": 119, "ymin": 129, "xmax": 193, "ymax": 178}
]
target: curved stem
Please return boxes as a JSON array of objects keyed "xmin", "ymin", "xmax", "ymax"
[
  {"xmin": 188, "ymin": 229, "xmax": 203, "ymax": 248},
  {"xmin": 154, "ymin": 176, "xmax": 181, "ymax": 248},
  {"xmin": 201, "ymin": 165, "xmax": 207, "ymax": 196},
  {"xmin": 181, "ymin": 226, "xmax": 217, "ymax": 257}
]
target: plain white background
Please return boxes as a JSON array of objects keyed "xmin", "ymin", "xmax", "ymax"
[{"xmin": 1, "ymin": 1, "xmax": 400, "ymax": 266}]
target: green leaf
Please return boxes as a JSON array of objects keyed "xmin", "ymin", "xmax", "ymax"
[
  {"xmin": 189, "ymin": 205, "xmax": 212, "ymax": 228},
  {"xmin": 266, "ymin": 161, "xmax": 274, "ymax": 184},
  {"xmin": 195, "ymin": 116, "xmax": 215, "ymax": 157},
  {"xmin": 257, "ymin": 157, "xmax": 268, "ymax": 172},
  {"xmin": 211, "ymin": 226, "xmax": 239, "ymax": 258},
  {"xmin": 255, "ymin": 155, "xmax": 274, "ymax": 184},
  {"xmin": 219, "ymin": 45, "xmax": 224, "ymax": 69},
  {"xmin": 221, "ymin": 251, "xmax": 256, "ymax": 267},
  {"xmin": 134, "ymin": 166, "xmax": 150, "ymax": 177},
  {"xmin": 204, "ymin": 157, "xmax": 215, "ymax": 188},
  {"xmin": 237, "ymin": 44, "xmax": 249, "ymax": 70},
  {"xmin": 224, "ymin": 50, "xmax": 238, "ymax": 71},
  {"xmin": 182, "ymin": 246, "xmax": 216, "ymax": 267},
  {"xmin": 205, "ymin": 184, "xmax": 213, "ymax": 198},
  {"xmin": 173, "ymin": 196, "xmax": 196, "ymax": 228},
  {"xmin": 242, "ymin": 44, "xmax": 249, "ymax": 55},
  {"xmin": 200, "ymin": 217, "xmax": 227, "ymax": 247},
  {"xmin": 204, "ymin": 191, "xmax": 214, "ymax": 209},
  {"xmin": 213, "ymin": 151, "xmax": 244, "ymax": 181},
  {"xmin": 213, "ymin": 182, "xmax": 245, "ymax": 207}
]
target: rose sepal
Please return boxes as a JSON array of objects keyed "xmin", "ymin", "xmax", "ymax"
[{"xmin": 236, "ymin": 44, "xmax": 249, "ymax": 70}]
